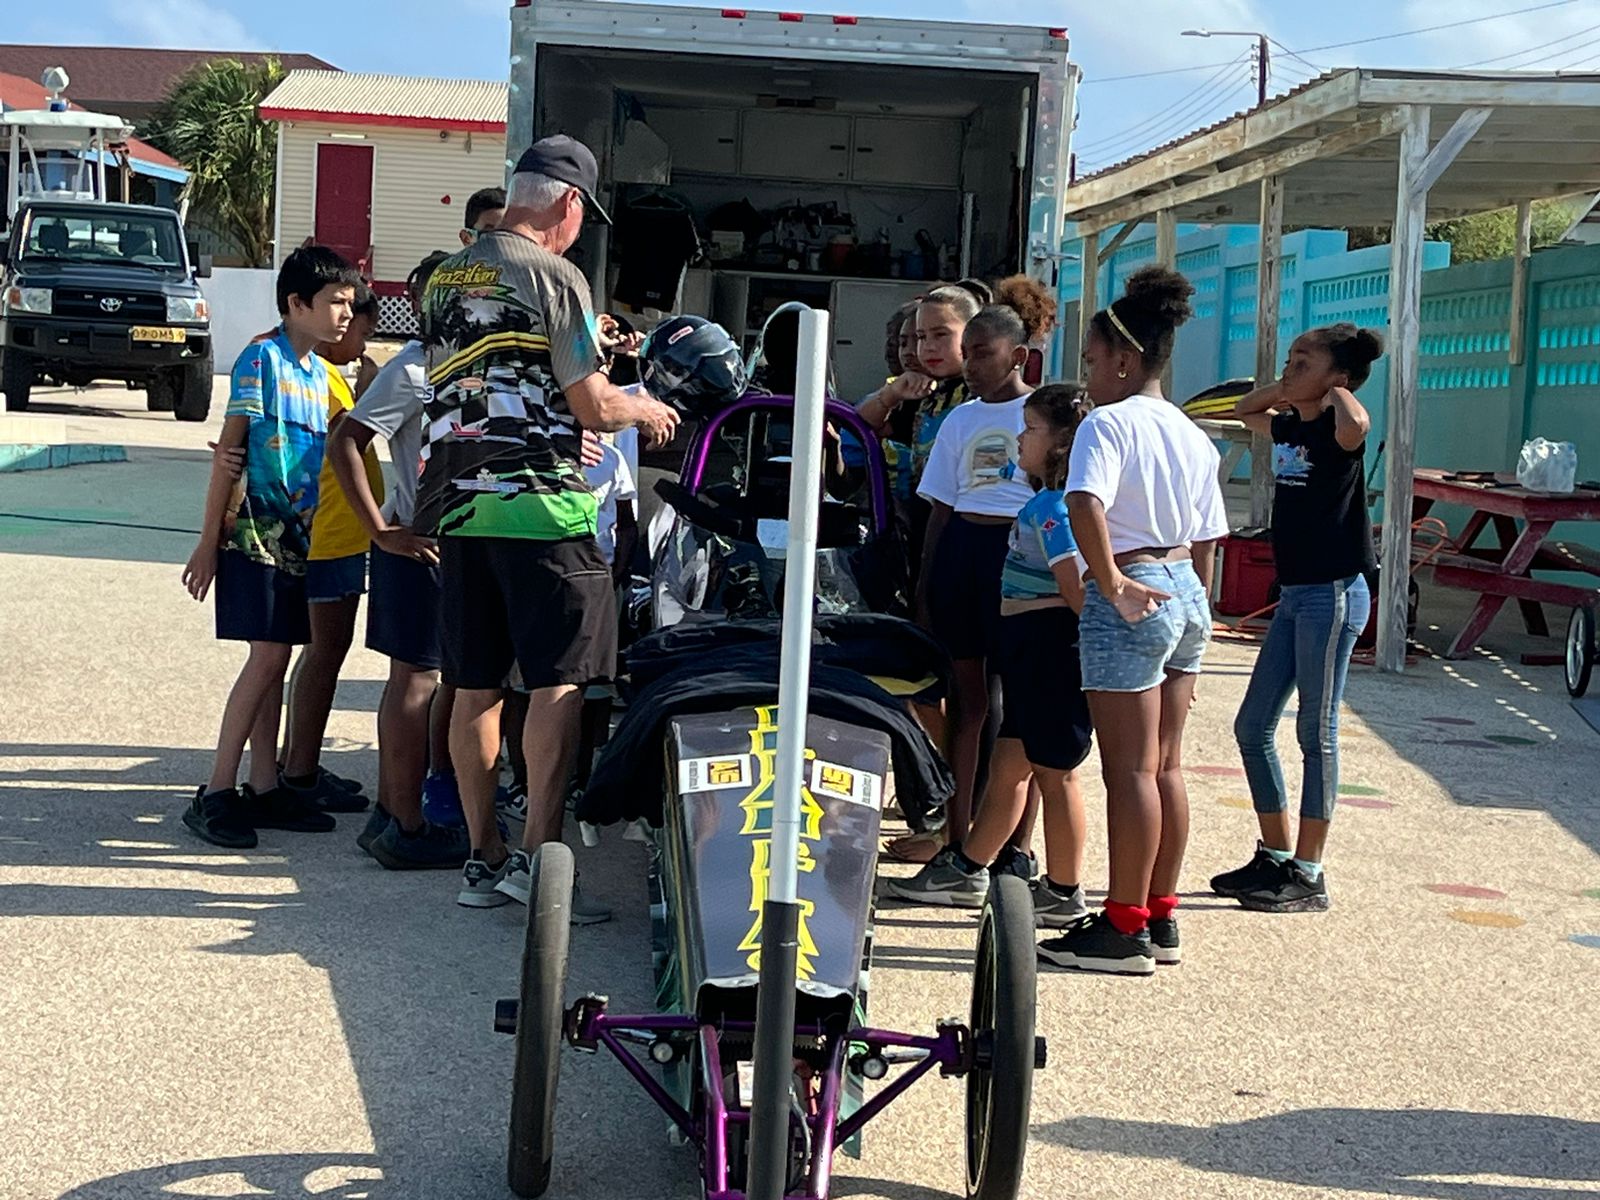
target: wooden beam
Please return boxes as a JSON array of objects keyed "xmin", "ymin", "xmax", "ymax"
[
  {"xmin": 1072, "ymin": 106, "xmax": 1406, "ymax": 233},
  {"xmin": 1063, "ymin": 70, "xmax": 1363, "ymax": 214},
  {"xmin": 1251, "ymin": 175, "xmax": 1285, "ymax": 529},
  {"xmin": 1377, "ymin": 105, "xmax": 1432, "ymax": 675},
  {"xmin": 1413, "ymin": 107, "xmax": 1493, "ymax": 197},
  {"xmin": 1156, "ymin": 209, "xmax": 1177, "ymax": 394},
  {"xmin": 1510, "ymin": 199, "xmax": 1532, "ymax": 367},
  {"xmin": 1100, "ymin": 219, "xmax": 1142, "ymax": 261},
  {"xmin": 1358, "ymin": 75, "xmax": 1600, "ymax": 109}
]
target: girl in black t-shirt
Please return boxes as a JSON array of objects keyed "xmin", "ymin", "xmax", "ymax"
[{"xmin": 1214, "ymin": 323, "xmax": 1382, "ymax": 914}]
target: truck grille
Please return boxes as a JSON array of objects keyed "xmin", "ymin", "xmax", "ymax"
[{"xmin": 52, "ymin": 290, "xmax": 166, "ymax": 322}]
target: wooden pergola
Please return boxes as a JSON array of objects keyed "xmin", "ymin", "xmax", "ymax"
[{"xmin": 1062, "ymin": 68, "xmax": 1600, "ymax": 672}]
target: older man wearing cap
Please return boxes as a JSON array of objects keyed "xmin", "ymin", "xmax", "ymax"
[{"xmin": 416, "ymin": 134, "xmax": 679, "ymax": 917}]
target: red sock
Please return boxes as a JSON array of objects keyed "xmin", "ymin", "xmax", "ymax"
[
  {"xmin": 1104, "ymin": 901, "xmax": 1150, "ymax": 935},
  {"xmin": 1147, "ymin": 894, "xmax": 1179, "ymax": 921}
]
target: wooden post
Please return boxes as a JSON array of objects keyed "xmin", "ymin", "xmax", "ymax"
[
  {"xmin": 1156, "ymin": 209, "xmax": 1178, "ymax": 396},
  {"xmin": 1078, "ymin": 232, "xmax": 1100, "ymax": 358},
  {"xmin": 1377, "ymin": 105, "xmax": 1432, "ymax": 674},
  {"xmin": 1510, "ymin": 198, "xmax": 1532, "ymax": 366},
  {"xmin": 1251, "ymin": 175, "xmax": 1285, "ymax": 527}
]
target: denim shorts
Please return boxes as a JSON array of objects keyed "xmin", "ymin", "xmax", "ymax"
[
  {"xmin": 1079, "ymin": 560, "xmax": 1212, "ymax": 693},
  {"xmin": 305, "ymin": 551, "xmax": 367, "ymax": 604}
]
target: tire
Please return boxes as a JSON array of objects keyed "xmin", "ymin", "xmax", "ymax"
[
  {"xmin": 146, "ymin": 372, "xmax": 177, "ymax": 412},
  {"xmin": 1567, "ymin": 604, "xmax": 1596, "ymax": 699},
  {"xmin": 1, "ymin": 348, "xmax": 33, "ymax": 412},
  {"xmin": 965, "ymin": 875, "xmax": 1038, "ymax": 1200},
  {"xmin": 508, "ymin": 842, "xmax": 575, "ymax": 1198},
  {"xmin": 173, "ymin": 355, "xmax": 214, "ymax": 422}
]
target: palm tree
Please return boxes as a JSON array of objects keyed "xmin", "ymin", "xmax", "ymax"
[{"xmin": 145, "ymin": 57, "xmax": 284, "ymax": 268}]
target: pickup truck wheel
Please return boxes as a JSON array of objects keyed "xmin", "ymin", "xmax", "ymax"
[
  {"xmin": 173, "ymin": 356, "xmax": 214, "ymax": 422},
  {"xmin": 1, "ymin": 349, "xmax": 33, "ymax": 412},
  {"xmin": 146, "ymin": 372, "xmax": 177, "ymax": 412}
]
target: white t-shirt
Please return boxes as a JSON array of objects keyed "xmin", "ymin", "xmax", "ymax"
[
  {"xmin": 916, "ymin": 396, "xmax": 1034, "ymax": 518},
  {"xmin": 348, "ymin": 340, "xmax": 428, "ymax": 525},
  {"xmin": 1065, "ymin": 393, "xmax": 1228, "ymax": 552},
  {"xmin": 585, "ymin": 437, "xmax": 639, "ymax": 566}
]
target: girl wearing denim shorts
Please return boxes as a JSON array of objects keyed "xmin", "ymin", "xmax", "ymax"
[
  {"xmin": 1037, "ymin": 267, "xmax": 1229, "ymax": 977},
  {"xmin": 1211, "ymin": 325, "xmax": 1382, "ymax": 913}
]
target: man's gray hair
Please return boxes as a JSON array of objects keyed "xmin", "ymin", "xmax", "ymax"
[{"xmin": 508, "ymin": 171, "xmax": 576, "ymax": 213}]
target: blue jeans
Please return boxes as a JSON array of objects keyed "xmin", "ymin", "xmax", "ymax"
[
  {"xmin": 1079, "ymin": 561, "xmax": 1212, "ymax": 693},
  {"xmin": 1233, "ymin": 575, "xmax": 1370, "ymax": 822}
]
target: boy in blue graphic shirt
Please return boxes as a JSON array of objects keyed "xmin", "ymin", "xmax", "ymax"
[{"xmin": 180, "ymin": 246, "xmax": 364, "ymax": 848}]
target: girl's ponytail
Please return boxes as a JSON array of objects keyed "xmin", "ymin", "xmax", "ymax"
[
  {"xmin": 1023, "ymin": 382, "xmax": 1093, "ymax": 490},
  {"xmin": 966, "ymin": 274, "xmax": 1058, "ymax": 348}
]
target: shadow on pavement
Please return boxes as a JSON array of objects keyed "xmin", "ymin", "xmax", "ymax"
[
  {"xmin": 0, "ymin": 741, "xmax": 698, "ymax": 1200},
  {"xmin": 1035, "ymin": 1108, "xmax": 1600, "ymax": 1200}
]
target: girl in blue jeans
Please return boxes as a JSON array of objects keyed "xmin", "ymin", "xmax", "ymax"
[{"xmin": 1213, "ymin": 324, "xmax": 1383, "ymax": 912}]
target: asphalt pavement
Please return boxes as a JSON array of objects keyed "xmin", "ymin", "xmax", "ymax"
[{"xmin": 2, "ymin": 382, "xmax": 1597, "ymax": 1200}]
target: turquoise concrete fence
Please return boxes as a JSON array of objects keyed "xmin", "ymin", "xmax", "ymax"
[{"xmin": 1059, "ymin": 224, "xmax": 1600, "ymax": 549}]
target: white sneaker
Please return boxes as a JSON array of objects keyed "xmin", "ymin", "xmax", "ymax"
[
  {"xmin": 458, "ymin": 855, "xmax": 513, "ymax": 908},
  {"xmin": 570, "ymin": 875, "xmax": 612, "ymax": 926},
  {"xmin": 494, "ymin": 849, "xmax": 534, "ymax": 905}
]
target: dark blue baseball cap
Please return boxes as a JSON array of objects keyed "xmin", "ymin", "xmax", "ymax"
[{"xmin": 514, "ymin": 134, "xmax": 611, "ymax": 226}]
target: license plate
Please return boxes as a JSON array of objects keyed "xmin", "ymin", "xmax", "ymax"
[{"xmin": 130, "ymin": 326, "xmax": 186, "ymax": 343}]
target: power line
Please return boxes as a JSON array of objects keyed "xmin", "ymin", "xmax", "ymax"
[
  {"xmin": 1265, "ymin": 35, "xmax": 1329, "ymax": 77},
  {"xmin": 1078, "ymin": 80, "xmax": 1257, "ymax": 170},
  {"xmin": 1077, "ymin": 75, "xmax": 1253, "ymax": 164},
  {"xmin": 1454, "ymin": 20, "xmax": 1600, "ymax": 67},
  {"xmin": 1290, "ymin": 0, "xmax": 1581, "ymax": 54},
  {"xmin": 1083, "ymin": 59, "xmax": 1240, "ymax": 85},
  {"xmin": 1543, "ymin": 32, "xmax": 1600, "ymax": 68},
  {"xmin": 1075, "ymin": 53, "xmax": 1251, "ymax": 153}
]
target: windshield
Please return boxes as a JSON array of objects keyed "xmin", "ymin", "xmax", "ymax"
[{"xmin": 19, "ymin": 210, "xmax": 185, "ymax": 270}]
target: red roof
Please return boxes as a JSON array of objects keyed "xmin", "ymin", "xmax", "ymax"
[
  {"xmin": 0, "ymin": 71, "xmax": 182, "ymax": 169},
  {"xmin": 0, "ymin": 44, "xmax": 336, "ymax": 109}
]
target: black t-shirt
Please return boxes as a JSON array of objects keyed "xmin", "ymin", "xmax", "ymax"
[
  {"xmin": 614, "ymin": 201, "xmax": 700, "ymax": 310},
  {"xmin": 1269, "ymin": 407, "xmax": 1376, "ymax": 586}
]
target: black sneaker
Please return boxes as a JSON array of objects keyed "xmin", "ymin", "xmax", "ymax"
[
  {"xmin": 283, "ymin": 770, "xmax": 368, "ymax": 814},
  {"xmin": 368, "ymin": 820, "xmax": 471, "ymax": 870},
  {"xmin": 319, "ymin": 765, "xmax": 365, "ymax": 795},
  {"xmin": 1211, "ymin": 841, "xmax": 1287, "ymax": 898},
  {"xmin": 1037, "ymin": 912, "xmax": 1156, "ymax": 976},
  {"xmin": 243, "ymin": 783, "xmax": 337, "ymax": 833},
  {"xmin": 356, "ymin": 805, "xmax": 392, "ymax": 854},
  {"xmin": 1238, "ymin": 861, "xmax": 1331, "ymax": 913},
  {"xmin": 182, "ymin": 786, "xmax": 257, "ymax": 850},
  {"xmin": 993, "ymin": 845, "xmax": 1039, "ymax": 882},
  {"xmin": 1148, "ymin": 916, "xmax": 1181, "ymax": 965}
]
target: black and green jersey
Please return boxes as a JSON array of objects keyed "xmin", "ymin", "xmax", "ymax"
[{"xmin": 417, "ymin": 230, "xmax": 606, "ymax": 540}]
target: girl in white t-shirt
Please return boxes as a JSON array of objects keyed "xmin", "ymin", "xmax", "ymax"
[
  {"xmin": 890, "ymin": 276, "xmax": 1056, "ymax": 863},
  {"xmin": 1037, "ymin": 266, "xmax": 1227, "ymax": 978}
]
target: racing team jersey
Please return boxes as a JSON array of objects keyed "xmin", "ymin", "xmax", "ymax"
[{"xmin": 416, "ymin": 230, "xmax": 606, "ymax": 540}]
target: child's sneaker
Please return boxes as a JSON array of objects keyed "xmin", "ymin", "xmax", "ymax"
[
  {"xmin": 243, "ymin": 783, "xmax": 336, "ymax": 833},
  {"xmin": 458, "ymin": 855, "xmax": 513, "ymax": 907},
  {"xmin": 283, "ymin": 770, "xmax": 368, "ymax": 814},
  {"xmin": 369, "ymin": 820, "xmax": 470, "ymax": 871},
  {"xmin": 496, "ymin": 784, "xmax": 528, "ymax": 823},
  {"xmin": 885, "ymin": 848, "xmax": 989, "ymax": 908},
  {"xmin": 494, "ymin": 850, "xmax": 613, "ymax": 924},
  {"xmin": 1037, "ymin": 912, "xmax": 1156, "ymax": 976},
  {"xmin": 1211, "ymin": 841, "xmax": 1285, "ymax": 898},
  {"xmin": 1032, "ymin": 880, "xmax": 1088, "ymax": 928},
  {"xmin": 182, "ymin": 786, "xmax": 257, "ymax": 850},
  {"xmin": 356, "ymin": 805, "xmax": 392, "ymax": 854},
  {"xmin": 993, "ymin": 846, "xmax": 1039, "ymax": 882},
  {"xmin": 318, "ymin": 765, "xmax": 365, "ymax": 795},
  {"xmin": 1148, "ymin": 916, "xmax": 1182, "ymax": 965},
  {"xmin": 1238, "ymin": 861, "xmax": 1331, "ymax": 913},
  {"xmin": 422, "ymin": 771, "xmax": 464, "ymax": 828}
]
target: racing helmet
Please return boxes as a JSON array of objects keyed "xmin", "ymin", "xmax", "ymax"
[{"xmin": 640, "ymin": 315, "xmax": 748, "ymax": 418}]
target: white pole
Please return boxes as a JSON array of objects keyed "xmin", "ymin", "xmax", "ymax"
[
  {"xmin": 747, "ymin": 305, "xmax": 829, "ymax": 1200},
  {"xmin": 768, "ymin": 304, "xmax": 829, "ymax": 905}
]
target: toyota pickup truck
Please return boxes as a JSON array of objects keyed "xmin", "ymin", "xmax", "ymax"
[{"xmin": 1, "ymin": 199, "xmax": 214, "ymax": 420}]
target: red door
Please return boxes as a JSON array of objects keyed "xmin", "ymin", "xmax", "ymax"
[{"xmin": 314, "ymin": 143, "xmax": 373, "ymax": 272}]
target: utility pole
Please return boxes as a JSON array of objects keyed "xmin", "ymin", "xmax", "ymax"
[{"xmin": 1256, "ymin": 33, "xmax": 1270, "ymax": 106}]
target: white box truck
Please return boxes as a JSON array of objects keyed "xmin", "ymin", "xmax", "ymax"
[{"xmin": 508, "ymin": 0, "xmax": 1078, "ymax": 398}]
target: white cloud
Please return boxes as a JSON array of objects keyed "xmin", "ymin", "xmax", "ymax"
[{"xmin": 115, "ymin": 0, "xmax": 259, "ymax": 50}]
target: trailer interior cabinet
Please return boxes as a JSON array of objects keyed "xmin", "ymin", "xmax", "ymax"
[
  {"xmin": 850, "ymin": 116, "xmax": 963, "ymax": 188},
  {"xmin": 740, "ymin": 110, "xmax": 852, "ymax": 181},
  {"xmin": 648, "ymin": 107, "xmax": 740, "ymax": 175}
]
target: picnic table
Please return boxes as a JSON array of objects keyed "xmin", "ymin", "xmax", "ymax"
[{"xmin": 1411, "ymin": 468, "xmax": 1600, "ymax": 659}]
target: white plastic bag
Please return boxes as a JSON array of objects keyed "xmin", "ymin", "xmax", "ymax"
[{"xmin": 1516, "ymin": 438, "xmax": 1577, "ymax": 493}]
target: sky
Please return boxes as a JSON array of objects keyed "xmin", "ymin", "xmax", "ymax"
[{"xmin": 9, "ymin": 0, "xmax": 1600, "ymax": 174}]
